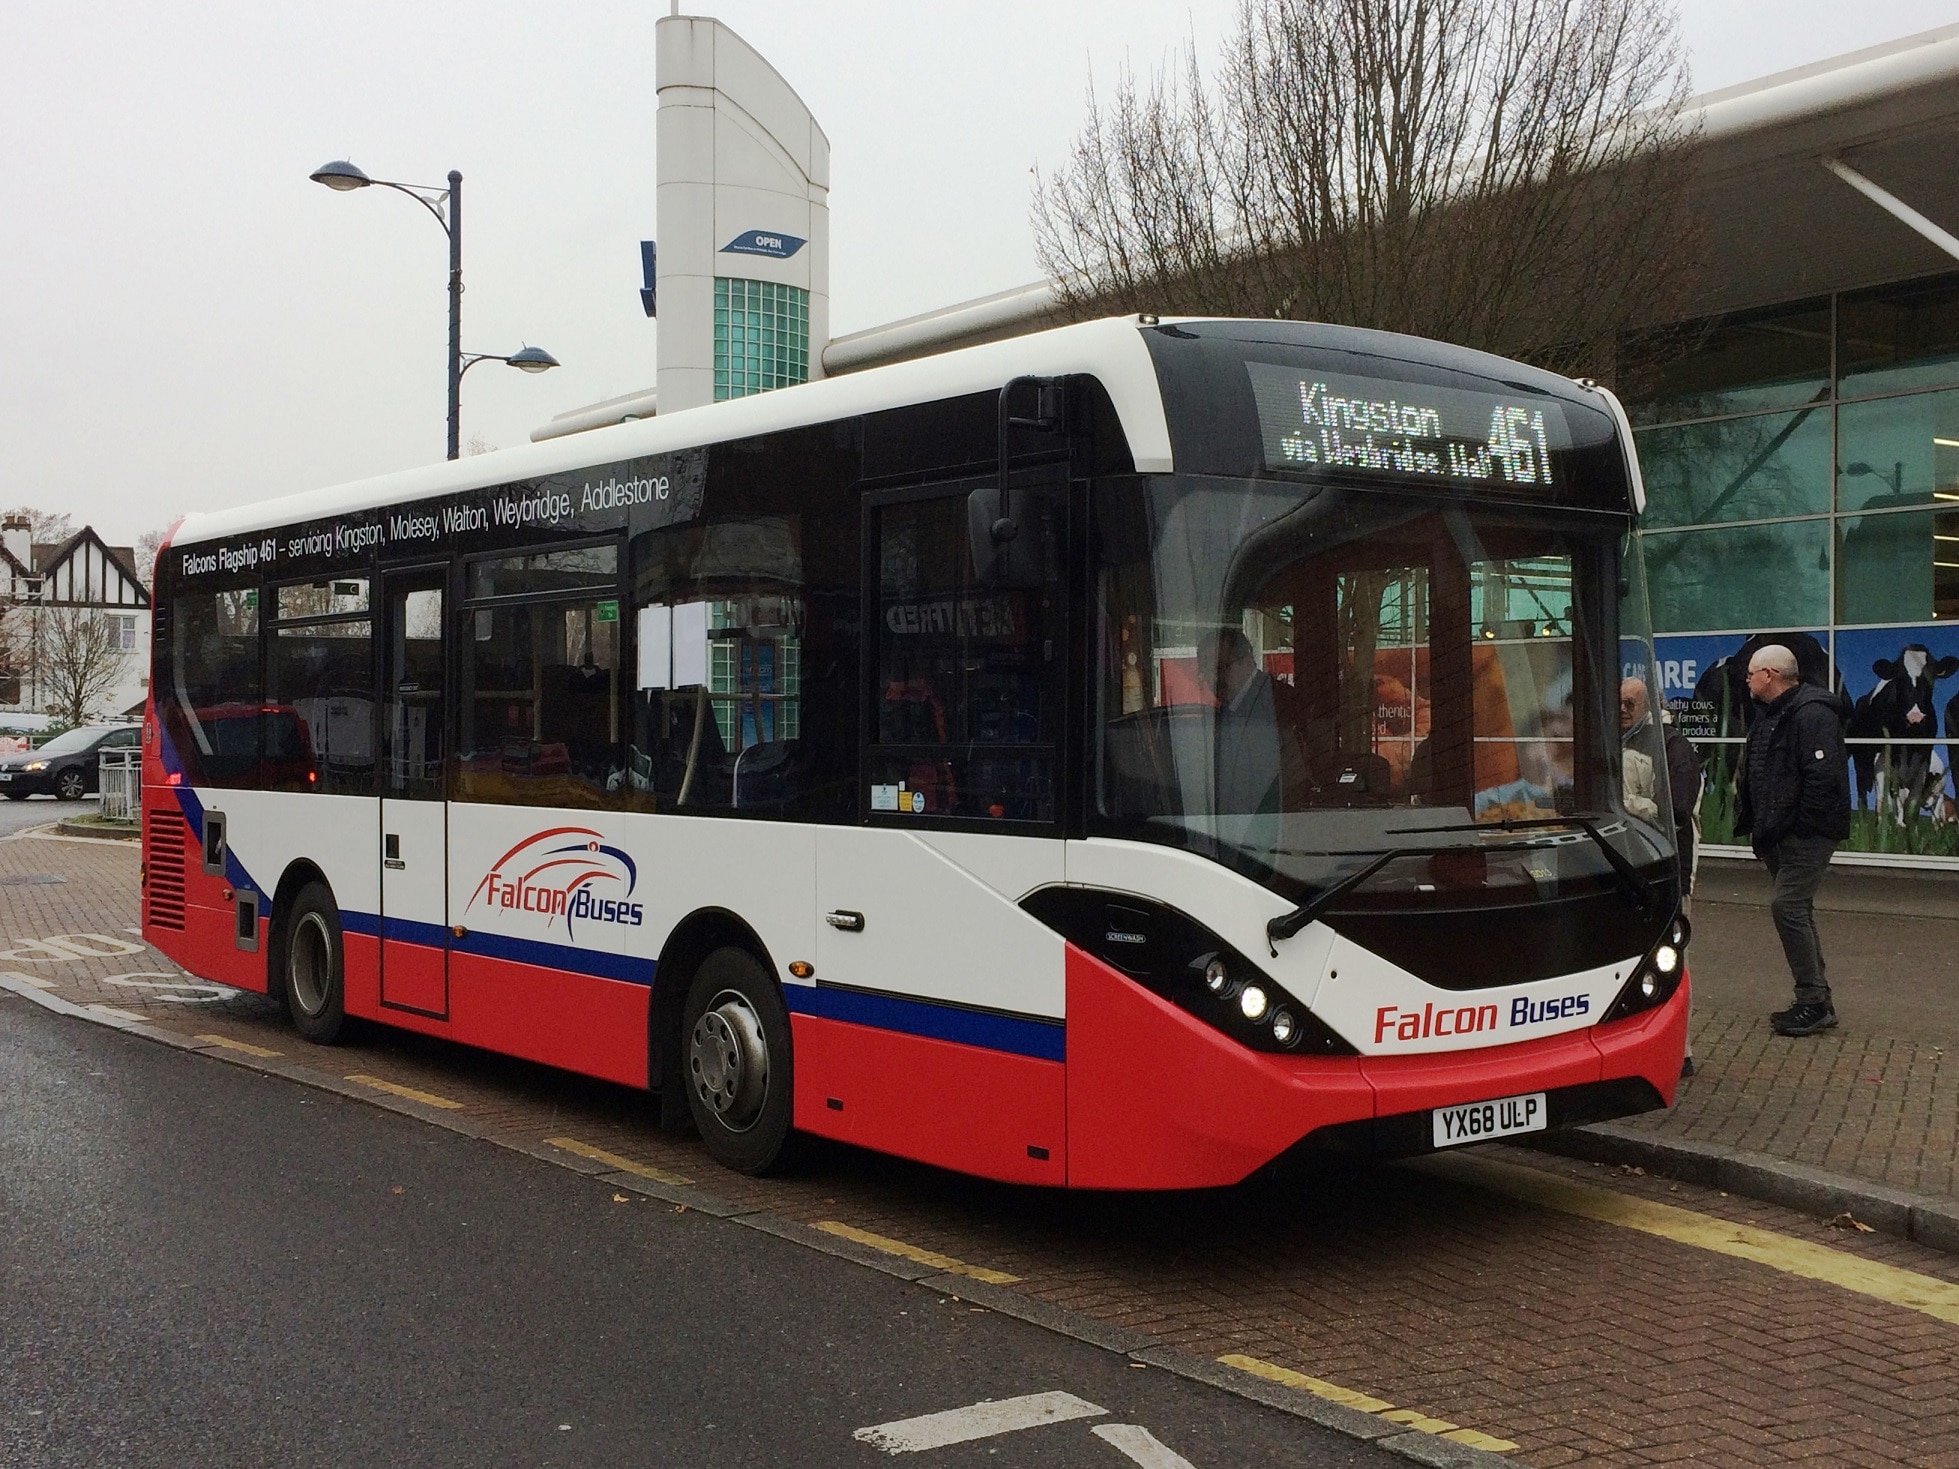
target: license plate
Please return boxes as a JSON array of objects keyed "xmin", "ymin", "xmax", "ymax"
[
  {"xmin": 0, "ymin": 773, "xmax": 13, "ymax": 782},
  {"xmin": 1432, "ymin": 1092, "xmax": 1547, "ymax": 1148}
]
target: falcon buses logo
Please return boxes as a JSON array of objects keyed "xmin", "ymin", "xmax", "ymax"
[{"xmin": 466, "ymin": 827, "xmax": 643, "ymax": 939}]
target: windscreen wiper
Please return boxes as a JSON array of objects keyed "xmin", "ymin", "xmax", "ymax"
[
  {"xmin": 1266, "ymin": 851, "xmax": 1401, "ymax": 955},
  {"xmin": 1384, "ymin": 812, "xmax": 1657, "ymax": 915}
]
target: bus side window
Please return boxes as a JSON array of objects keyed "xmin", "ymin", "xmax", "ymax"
[
  {"xmin": 455, "ymin": 546, "xmax": 625, "ymax": 811},
  {"xmin": 630, "ymin": 519, "xmax": 809, "ymax": 817},
  {"xmin": 868, "ymin": 485, "xmax": 1064, "ymax": 823},
  {"xmin": 268, "ymin": 578, "xmax": 374, "ymax": 795},
  {"xmin": 164, "ymin": 584, "xmax": 261, "ymax": 788}
]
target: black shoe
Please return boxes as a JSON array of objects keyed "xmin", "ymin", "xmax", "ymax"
[
  {"xmin": 1771, "ymin": 1002, "xmax": 1838, "ymax": 1037},
  {"xmin": 1680, "ymin": 1055, "xmax": 1696, "ymax": 1078}
]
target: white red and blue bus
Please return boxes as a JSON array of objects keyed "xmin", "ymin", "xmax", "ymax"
[{"xmin": 142, "ymin": 317, "xmax": 1688, "ymax": 1187}]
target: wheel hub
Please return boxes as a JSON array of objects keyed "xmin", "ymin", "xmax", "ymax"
[{"xmin": 689, "ymin": 991, "xmax": 769, "ymax": 1131}]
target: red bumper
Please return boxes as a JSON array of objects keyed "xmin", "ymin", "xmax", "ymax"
[{"xmin": 1064, "ymin": 944, "xmax": 1687, "ymax": 1190}]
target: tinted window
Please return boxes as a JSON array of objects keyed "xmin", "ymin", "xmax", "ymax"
[
  {"xmin": 458, "ymin": 593, "xmax": 623, "ymax": 810},
  {"xmin": 1839, "ymin": 275, "xmax": 1959, "ymax": 398},
  {"xmin": 1620, "ymin": 302, "xmax": 1831, "ymax": 424},
  {"xmin": 867, "ymin": 486, "xmax": 1065, "ymax": 823},
  {"xmin": 269, "ymin": 620, "xmax": 374, "ymax": 793},
  {"xmin": 628, "ymin": 424, "xmax": 861, "ymax": 820},
  {"xmin": 470, "ymin": 546, "xmax": 617, "ymax": 600},
  {"xmin": 164, "ymin": 587, "xmax": 261, "ymax": 786}
]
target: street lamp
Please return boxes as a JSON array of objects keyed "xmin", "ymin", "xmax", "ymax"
[{"xmin": 310, "ymin": 159, "xmax": 559, "ymax": 460}]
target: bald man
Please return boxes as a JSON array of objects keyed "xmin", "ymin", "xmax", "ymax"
[{"xmin": 1734, "ymin": 643, "xmax": 1851, "ymax": 1037}]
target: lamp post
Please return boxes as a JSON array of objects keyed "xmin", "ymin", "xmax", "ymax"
[{"xmin": 310, "ymin": 160, "xmax": 559, "ymax": 459}]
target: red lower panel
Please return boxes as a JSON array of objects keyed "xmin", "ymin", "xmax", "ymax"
[
  {"xmin": 343, "ymin": 932, "xmax": 381, "ymax": 1021},
  {"xmin": 1064, "ymin": 945, "xmax": 1371, "ymax": 1190},
  {"xmin": 169, "ymin": 906, "xmax": 267, "ymax": 993},
  {"xmin": 381, "ymin": 940, "xmax": 448, "ymax": 1017},
  {"xmin": 792, "ymin": 1015, "xmax": 1067, "ymax": 1186},
  {"xmin": 1593, "ymin": 973, "xmax": 1690, "ymax": 1108},
  {"xmin": 1361, "ymin": 1023, "xmax": 1604, "ymax": 1119},
  {"xmin": 447, "ymin": 949, "xmax": 649, "ymax": 1088}
]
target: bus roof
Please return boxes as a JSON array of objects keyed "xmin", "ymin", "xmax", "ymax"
[{"xmin": 175, "ymin": 316, "xmax": 1175, "ymax": 548}]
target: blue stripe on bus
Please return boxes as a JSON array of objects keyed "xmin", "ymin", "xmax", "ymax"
[
  {"xmin": 156, "ymin": 728, "xmax": 256, "ymax": 894},
  {"xmin": 786, "ymin": 983, "xmax": 1066, "ymax": 1062},
  {"xmin": 346, "ymin": 911, "xmax": 656, "ymax": 988}
]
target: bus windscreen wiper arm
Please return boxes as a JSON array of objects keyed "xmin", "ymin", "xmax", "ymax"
[
  {"xmin": 1266, "ymin": 851, "xmax": 1401, "ymax": 955},
  {"xmin": 1383, "ymin": 812, "xmax": 1656, "ymax": 914}
]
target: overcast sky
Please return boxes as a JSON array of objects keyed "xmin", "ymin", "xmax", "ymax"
[{"xmin": 5, "ymin": 0, "xmax": 1957, "ymax": 548}]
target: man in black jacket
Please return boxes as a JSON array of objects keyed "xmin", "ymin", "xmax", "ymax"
[{"xmin": 1734, "ymin": 644, "xmax": 1851, "ymax": 1037}]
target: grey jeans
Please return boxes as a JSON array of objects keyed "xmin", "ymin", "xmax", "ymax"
[{"xmin": 1761, "ymin": 835, "xmax": 1836, "ymax": 1005}]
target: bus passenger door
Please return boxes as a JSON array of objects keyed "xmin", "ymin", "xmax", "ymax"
[{"xmin": 379, "ymin": 569, "xmax": 450, "ymax": 1018}]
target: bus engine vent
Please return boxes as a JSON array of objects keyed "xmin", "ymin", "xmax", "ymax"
[{"xmin": 145, "ymin": 810, "xmax": 186, "ymax": 931}]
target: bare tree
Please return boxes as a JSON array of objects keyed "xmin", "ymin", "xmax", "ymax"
[
  {"xmin": 132, "ymin": 527, "xmax": 170, "ymax": 590},
  {"xmin": 2, "ymin": 508, "xmax": 75, "ymax": 548},
  {"xmin": 1033, "ymin": 0, "xmax": 1701, "ymax": 373},
  {"xmin": 41, "ymin": 606, "xmax": 126, "ymax": 725}
]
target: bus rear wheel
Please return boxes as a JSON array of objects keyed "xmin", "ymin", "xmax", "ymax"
[
  {"xmin": 682, "ymin": 947, "xmax": 794, "ymax": 1174},
  {"xmin": 284, "ymin": 883, "xmax": 347, "ymax": 1045}
]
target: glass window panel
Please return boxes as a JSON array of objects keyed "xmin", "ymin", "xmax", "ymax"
[
  {"xmin": 1839, "ymin": 275, "xmax": 1959, "ymax": 397},
  {"xmin": 456, "ymin": 598, "xmax": 623, "ymax": 809},
  {"xmin": 1620, "ymin": 301, "xmax": 1831, "ymax": 424},
  {"xmin": 467, "ymin": 545, "xmax": 616, "ymax": 601},
  {"xmin": 870, "ymin": 490, "xmax": 1065, "ymax": 822},
  {"xmin": 268, "ymin": 620, "xmax": 374, "ymax": 793},
  {"xmin": 1642, "ymin": 521, "xmax": 1831, "ymax": 632},
  {"xmin": 163, "ymin": 586, "xmax": 261, "ymax": 787},
  {"xmin": 276, "ymin": 578, "xmax": 369, "ymax": 619},
  {"xmin": 1836, "ymin": 388, "xmax": 1959, "ymax": 512},
  {"xmin": 1634, "ymin": 407, "xmax": 1831, "ymax": 528},
  {"xmin": 1837, "ymin": 506, "xmax": 1959, "ymax": 625}
]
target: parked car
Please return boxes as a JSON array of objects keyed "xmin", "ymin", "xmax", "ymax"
[{"xmin": 0, "ymin": 724, "xmax": 140, "ymax": 801}]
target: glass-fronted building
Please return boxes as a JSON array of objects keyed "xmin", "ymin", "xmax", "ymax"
[{"xmin": 1628, "ymin": 274, "xmax": 1959, "ymax": 860}]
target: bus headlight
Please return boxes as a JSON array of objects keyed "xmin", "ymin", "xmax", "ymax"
[
  {"xmin": 1018, "ymin": 887, "xmax": 1356, "ymax": 1055},
  {"xmin": 1638, "ymin": 970, "xmax": 1660, "ymax": 1000}
]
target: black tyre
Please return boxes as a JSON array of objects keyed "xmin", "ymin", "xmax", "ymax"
[
  {"xmin": 55, "ymin": 768, "xmax": 86, "ymax": 801},
  {"xmin": 283, "ymin": 882, "xmax": 347, "ymax": 1044},
  {"xmin": 681, "ymin": 947, "xmax": 795, "ymax": 1174}
]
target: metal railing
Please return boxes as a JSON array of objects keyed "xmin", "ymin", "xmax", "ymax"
[{"xmin": 99, "ymin": 746, "xmax": 141, "ymax": 822}]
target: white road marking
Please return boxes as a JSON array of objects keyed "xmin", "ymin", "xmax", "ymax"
[
  {"xmin": 1093, "ymin": 1424, "xmax": 1198, "ymax": 1469},
  {"xmin": 100, "ymin": 972, "xmax": 230, "ymax": 1003},
  {"xmin": 854, "ymin": 1392, "xmax": 1106, "ymax": 1454},
  {"xmin": 0, "ymin": 932, "xmax": 147, "ymax": 962}
]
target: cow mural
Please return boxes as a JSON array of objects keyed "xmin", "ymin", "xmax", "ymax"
[
  {"xmin": 1852, "ymin": 646, "xmax": 1959, "ymax": 824},
  {"xmin": 1687, "ymin": 631, "xmax": 1836, "ymax": 741}
]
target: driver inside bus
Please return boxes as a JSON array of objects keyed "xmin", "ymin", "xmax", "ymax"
[{"xmin": 1201, "ymin": 628, "xmax": 1283, "ymax": 846}]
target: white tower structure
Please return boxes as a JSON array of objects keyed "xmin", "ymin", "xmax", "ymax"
[{"xmin": 655, "ymin": 12, "xmax": 830, "ymax": 415}]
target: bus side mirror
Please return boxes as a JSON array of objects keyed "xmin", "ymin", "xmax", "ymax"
[{"xmin": 967, "ymin": 486, "xmax": 1046, "ymax": 588}]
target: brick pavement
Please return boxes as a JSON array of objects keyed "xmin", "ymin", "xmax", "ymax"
[
  {"xmin": 10, "ymin": 825, "xmax": 1959, "ymax": 1465},
  {"xmin": 1606, "ymin": 857, "xmax": 1959, "ymax": 1205}
]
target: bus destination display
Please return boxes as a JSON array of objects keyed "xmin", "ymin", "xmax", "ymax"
[{"xmin": 1247, "ymin": 361, "xmax": 1571, "ymax": 490}]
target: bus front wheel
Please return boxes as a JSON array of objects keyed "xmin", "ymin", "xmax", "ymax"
[
  {"xmin": 284, "ymin": 883, "xmax": 346, "ymax": 1045},
  {"xmin": 682, "ymin": 947, "xmax": 794, "ymax": 1174}
]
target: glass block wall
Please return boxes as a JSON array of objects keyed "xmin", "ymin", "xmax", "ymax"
[
  {"xmin": 713, "ymin": 278, "xmax": 810, "ymax": 402},
  {"xmin": 1623, "ymin": 271, "xmax": 1959, "ymax": 859}
]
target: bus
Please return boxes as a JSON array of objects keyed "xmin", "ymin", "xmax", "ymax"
[{"xmin": 142, "ymin": 316, "xmax": 1689, "ymax": 1189}]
